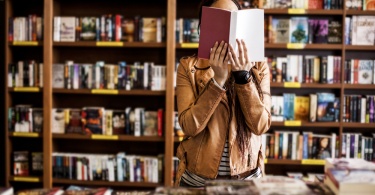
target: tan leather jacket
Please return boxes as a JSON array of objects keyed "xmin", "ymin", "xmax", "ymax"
[{"xmin": 175, "ymin": 56, "xmax": 271, "ymax": 186}]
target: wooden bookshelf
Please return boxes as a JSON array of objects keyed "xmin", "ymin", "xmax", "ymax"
[
  {"xmin": 4, "ymin": 0, "xmax": 375, "ymax": 190},
  {"xmin": 53, "ymin": 41, "xmax": 166, "ymax": 48},
  {"xmin": 8, "ymin": 41, "xmax": 43, "ymax": 46},
  {"xmin": 53, "ymin": 179, "xmax": 162, "ymax": 188},
  {"xmin": 345, "ymin": 45, "xmax": 375, "ymax": 50},
  {"xmin": 265, "ymin": 159, "xmax": 325, "ymax": 166},
  {"xmin": 270, "ymin": 83, "xmax": 342, "ymax": 89},
  {"xmin": 271, "ymin": 121, "xmax": 341, "ymax": 127},
  {"xmin": 9, "ymin": 132, "xmax": 42, "ymax": 138},
  {"xmin": 345, "ymin": 10, "xmax": 375, "ymax": 15},
  {"xmin": 8, "ymin": 87, "xmax": 42, "ymax": 93},
  {"xmin": 52, "ymin": 89, "xmax": 166, "ymax": 96},
  {"xmin": 53, "ymin": 134, "xmax": 165, "ymax": 142},
  {"xmin": 9, "ymin": 176, "xmax": 42, "ymax": 183},
  {"xmin": 343, "ymin": 84, "xmax": 375, "ymax": 89},
  {"xmin": 264, "ymin": 9, "xmax": 343, "ymax": 15}
]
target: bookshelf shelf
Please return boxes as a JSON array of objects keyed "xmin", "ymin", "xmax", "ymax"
[
  {"xmin": 343, "ymin": 84, "xmax": 375, "ymax": 89},
  {"xmin": 53, "ymin": 42, "xmax": 166, "ymax": 48},
  {"xmin": 271, "ymin": 121, "xmax": 340, "ymax": 127},
  {"xmin": 8, "ymin": 41, "xmax": 43, "ymax": 46},
  {"xmin": 345, "ymin": 10, "xmax": 375, "ymax": 15},
  {"xmin": 9, "ymin": 176, "xmax": 42, "ymax": 183},
  {"xmin": 265, "ymin": 43, "xmax": 342, "ymax": 50},
  {"xmin": 342, "ymin": 123, "xmax": 375, "ymax": 128},
  {"xmin": 9, "ymin": 132, "xmax": 42, "ymax": 138},
  {"xmin": 53, "ymin": 178, "xmax": 162, "ymax": 188},
  {"xmin": 52, "ymin": 89, "xmax": 166, "ymax": 96},
  {"xmin": 265, "ymin": 159, "xmax": 325, "ymax": 165},
  {"xmin": 270, "ymin": 83, "xmax": 342, "ymax": 89},
  {"xmin": 264, "ymin": 9, "xmax": 343, "ymax": 15},
  {"xmin": 53, "ymin": 134, "xmax": 165, "ymax": 142},
  {"xmin": 8, "ymin": 87, "xmax": 42, "ymax": 93},
  {"xmin": 345, "ymin": 45, "xmax": 375, "ymax": 50}
]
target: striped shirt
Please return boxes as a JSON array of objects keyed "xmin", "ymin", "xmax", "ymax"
[{"xmin": 180, "ymin": 139, "xmax": 262, "ymax": 187}]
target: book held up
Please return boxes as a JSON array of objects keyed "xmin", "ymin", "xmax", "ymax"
[{"xmin": 198, "ymin": 6, "xmax": 264, "ymax": 62}]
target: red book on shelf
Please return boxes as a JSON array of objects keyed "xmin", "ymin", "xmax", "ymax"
[
  {"xmin": 198, "ymin": 6, "xmax": 264, "ymax": 61},
  {"xmin": 157, "ymin": 109, "xmax": 164, "ymax": 137}
]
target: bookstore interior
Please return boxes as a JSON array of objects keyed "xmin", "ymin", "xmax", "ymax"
[{"xmin": 2, "ymin": 0, "xmax": 375, "ymax": 194}]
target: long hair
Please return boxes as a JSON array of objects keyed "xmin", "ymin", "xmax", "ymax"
[{"xmin": 198, "ymin": 0, "xmax": 250, "ymax": 157}]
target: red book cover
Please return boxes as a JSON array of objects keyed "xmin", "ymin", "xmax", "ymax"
[
  {"xmin": 157, "ymin": 109, "xmax": 163, "ymax": 136},
  {"xmin": 198, "ymin": 6, "xmax": 264, "ymax": 61}
]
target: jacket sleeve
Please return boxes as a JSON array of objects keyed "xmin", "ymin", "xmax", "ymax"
[
  {"xmin": 234, "ymin": 61, "xmax": 271, "ymax": 135},
  {"xmin": 176, "ymin": 58, "xmax": 226, "ymax": 137}
]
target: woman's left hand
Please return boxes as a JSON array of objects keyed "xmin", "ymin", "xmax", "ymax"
[{"xmin": 228, "ymin": 39, "xmax": 253, "ymax": 72}]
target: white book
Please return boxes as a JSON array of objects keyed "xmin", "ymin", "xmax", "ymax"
[
  {"xmin": 358, "ymin": 60, "xmax": 374, "ymax": 84},
  {"xmin": 134, "ymin": 108, "xmax": 143, "ymax": 136},
  {"xmin": 287, "ymin": 55, "xmax": 299, "ymax": 82},
  {"xmin": 346, "ymin": 133, "xmax": 351, "ymax": 158},
  {"xmin": 153, "ymin": 158, "xmax": 159, "ymax": 183},
  {"xmin": 292, "ymin": 132, "xmax": 298, "ymax": 160},
  {"xmin": 29, "ymin": 63, "xmax": 34, "ymax": 87},
  {"xmin": 52, "ymin": 109, "xmax": 65, "ymax": 134},
  {"xmin": 331, "ymin": 133, "xmax": 336, "ymax": 159},
  {"xmin": 327, "ymin": 56, "xmax": 334, "ymax": 84},
  {"xmin": 53, "ymin": 17, "xmax": 61, "ymax": 41},
  {"xmin": 77, "ymin": 159, "xmax": 82, "ymax": 180},
  {"xmin": 353, "ymin": 16, "xmax": 375, "ymax": 45},
  {"xmin": 282, "ymin": 132, "xmax": 288, "ymax": 159},
  {"xmin": 198, "ymin": 7, "xmax": 264, "ymax": 61},
  {"xmin": 52, "ymin": 64, "xmax": 64, "ymax": 89},
  {"xmin": 116, "ymin": 152, "xmax": 125, "ymax": 182},
  {"xmin": 107, "ymin": 158, "xmax": 115, "ymax": 182},
  {"xmin": 60, "ymin": 17, "xmax": 76, "ymax": 42},
  {"xmin": 354, "ymin": 134, "xmax": 359, "ymax": 158}
]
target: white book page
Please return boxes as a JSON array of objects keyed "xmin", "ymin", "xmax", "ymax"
[{"xmin": 235, "ymin": 9, "xmax": 264, "ymax": 62}]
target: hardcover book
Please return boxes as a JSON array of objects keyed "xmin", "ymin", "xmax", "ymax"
[
  {"xmin": 52, "ymin": 64, "xmax": 64, "ymax": 89},
  {"xmin": 112, "ymin": 110, "xmax": 125, "ymax": 135},
  {"xmin": 14, "ymin": 151, "xmax": 29, "ymax": 176},
  {"xmin": 316, "ymin": 93, "xmax": 336, "ymax": 122},
  {"xmin": 81, "ymin": 107, "xmax": 105, "ymax": 135},
  {"xmin": 66, "ymin": 109, "xmax": 82, "ymax": 134},
  {"xmin": 81, "ymin": 17, "xmax": 96, "ymax": 41},
  {"xmin": 59, "ymin": 17, "xmax": 76, "ymax": 42},
  {"xmin": 308, "ymin": 19, "xmax": 328, "ymax": 43},
  {"xmin": 272, "ymin": 18, "xmax": 289, "ymax": 43},
  {"xmin": 198, "ymin": 6, "xmax": 264, "ymax": 61},
  {"xmin": 290, "ymin": 17, "xmax": 309, "ymax": 43},
  {"xmin": 32, "ymin": 108, "xmax": 43, "ymax": 133},
  {"xmin": 144, "ymin": 111, "xmax": 158, "ymax": 136},
  {"xmin": 52, "ymin": 109, "xmax": 65, "ymax": 134},
  {"xmin": 142, "ymin": 18, "xmax": 158, "ymax": 42},
  {"xmin": 283, "ymin": 93, "xmax": 295, "ymax": 120},
  {"xmin": 358, "ymin": 60, "xmax": 374, "ymax": 84},
  {"xmin": 352, "ymin": 16, "xmax": 375, "ymax": 45},
  {"xmin": 328, "ymin": 20, "xmax": 342, "ymax": 44},
  {"xmin": 294, "ymin": 96, "xmax": 310, "ymax": 121}
]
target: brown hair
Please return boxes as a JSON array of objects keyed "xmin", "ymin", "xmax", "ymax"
[{"xmin": 198, "ymin": 0, "xmax": 250, "ymax": 158}]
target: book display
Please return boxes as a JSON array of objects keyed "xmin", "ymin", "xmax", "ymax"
[{"xmin": 3, "ymin": 0, "xmax": 375, "ymax": 192}]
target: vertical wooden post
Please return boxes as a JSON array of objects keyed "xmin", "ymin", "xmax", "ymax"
[{"xmin": 165, "ymin": 0, "xmax": 176, "ymax": 187}]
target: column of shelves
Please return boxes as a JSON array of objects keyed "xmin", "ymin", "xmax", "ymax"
[
  {"xmin": 45, "ymin": 0, "xmax": 173, "ymax": 190},
  {"xmin": 5, "ymin": 0, "xmax": 46, "ymax": 190}
]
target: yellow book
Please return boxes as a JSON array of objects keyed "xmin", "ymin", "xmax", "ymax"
[{"xmin": 294, "ymin": 96, "xmax": 310, "ymax": 121}]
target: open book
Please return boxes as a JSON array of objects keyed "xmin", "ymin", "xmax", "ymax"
[{"xmin": 198, "ymin": 6, "xmax": 264, "ymax": 62}]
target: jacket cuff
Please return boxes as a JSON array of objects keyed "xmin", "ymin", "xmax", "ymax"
[{"xmin": 232, "ymin": 71, "xmax": 251, "ymax": 84}]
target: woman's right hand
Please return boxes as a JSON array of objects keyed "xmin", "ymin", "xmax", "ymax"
[{"xmin": 209, "ymin": 41, "xmax": 229, "ymax": 87}]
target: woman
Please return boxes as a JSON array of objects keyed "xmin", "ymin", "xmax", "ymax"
[{"xmin": 175, "ymin": 0, "xmax": 271, "ymax": 187}]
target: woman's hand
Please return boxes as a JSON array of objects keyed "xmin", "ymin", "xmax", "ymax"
[
  {"xmin": 228, "ymin": 39, "xmax": 253, "ymax": 72},
  {"xmin": 209, "ymin": 41, "xmax": 229, "ymax": 87}
]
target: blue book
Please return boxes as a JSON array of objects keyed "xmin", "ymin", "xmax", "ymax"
[
  {"xmin": 317, "ymin": 93, "xmax": 336, "ymax": 122},
  {"xmin": 283, "ymin": 93, "xmax": 295, "ymax": 120}
]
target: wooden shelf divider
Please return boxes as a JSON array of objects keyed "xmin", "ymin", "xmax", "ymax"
[
  {"xmin": 53, "ymin": 134, "xmax": 165, "ymax": 142},
  {"xmin": 343, "ymin": 84, "xmax": 375, "ymax": 89},
  {"xmin": 53, "ymin": 178, "xmax": 162, "ymax": 188},
  {"xmin": 345, "ymin": 45, "xmax": 375, "ymax": 50}
]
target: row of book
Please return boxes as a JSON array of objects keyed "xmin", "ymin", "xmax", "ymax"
[
  {"xmin": 7, "ymin": 61, "xmax": 43, "ymax": 88},
  {"xmin": 343, "ymin": 95, "xmax": 375, "ymax": 123},
  {"xmin": 345, "ymin": 16, "xmax": 375, "ymax": 45},
  {"xmin": 262, "ymin": 132, "xmax": 339, "ymax": 160},
  {"xmin": 346, "ymin": 0, "xmax": 375, "ymax": 10},
  {"xmin": 267, "ymin": 17, "xmax": 342, "ymax": 44},
  {"xmin": 266, "ymin": 55, "xmax": 342, "ymax": 84},
  {"xmin": 271, "ymin": 93, "xmax": 340, "ymax": 122},
  {"xmin": 344, "ymin": 59, "xmax": 375, "ymax": 84},
  {"xmin": 262, "ymin": 0, "xmax": 343, "ymax": 9},
  {"xmin": 53, "ymin": 61, "xmax": 166, "ymax": 91},
  {"xmin": 52, "ymin": 107, "xmax": 164, "ymax": 136},
  {"xmin": 175, "ymin": 18, "xmax": 199, "ymax": 43},
  {"xmin": 342, "ymin": 133, "xmax": 375, "ymax": 161},
  {"xmin": 13, "ymin": 151, "xmax": 43, "ymax": 176},
  {"xmin": 52, "ymin": 152, "xmax": 163, "ymax": 183},
  {"xmin": 53, "ymin": 16, "xmax": 166, "ymax": 42},
  {"xmin": 8, "ymin": 105, "xmax": 43, "ymax": 133},
  {"xmin": 8, "ymin": 15, "xmax": 43, "ymax": 42}
]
